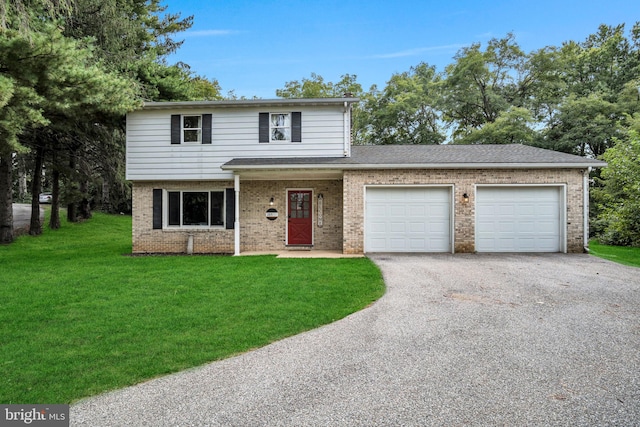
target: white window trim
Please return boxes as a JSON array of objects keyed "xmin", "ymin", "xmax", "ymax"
[
  {"xmin": 164, "ymin": 189, "xmax": 225, "ymax": 229},
  {"xmin": 182, "ymin": 115, "xmax": 202, "ymax": 144},
  {"xmin": 270, "ymin": 112, "xmax": 291, "ymax": 143}
]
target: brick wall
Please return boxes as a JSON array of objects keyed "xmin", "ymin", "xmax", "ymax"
[
  {"xmin": 342, "ymin": 168, "xmax": 586, "ymax": 254},
  {"xmin": 239, "ymin": 180, "xmax": 343, "ymax": 252},
  {"xmin": 132, "ymin": 179, "xmax": 343, "ymax": 253},
  {"xmin": 133, "ymin": 168, "xmax": 587, "ymax": 255},
  {"xmin": 132, "ymin": 181, "xmax": 235, "ymax": 254}
]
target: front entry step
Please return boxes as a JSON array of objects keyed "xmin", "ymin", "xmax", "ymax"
[{"xmin": 285, "ymin": 245, "xmax": 314, "ymax": 251}]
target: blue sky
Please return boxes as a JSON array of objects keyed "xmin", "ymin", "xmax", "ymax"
[{"xmin": 164, "ymin": 0, "xmax": 640, "ymax": 99}]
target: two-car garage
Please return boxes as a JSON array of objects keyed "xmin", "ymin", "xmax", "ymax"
[{"xmin": 364, "ymin": 185, "xmax": 565, "ymax": 253}]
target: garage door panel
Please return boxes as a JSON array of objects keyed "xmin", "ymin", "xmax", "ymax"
[
  {"xmin": 408, "ymin": 205, "xmax": 426, "ymax": 216},
  {"xmin": 368, "ymin": 203, "xmax": 387, "ymax": 217},
  {"xmin": 371, "ymin": 220, "xmax": 389, "ymax": 231},
  {"xmin": 390, "ymin": 205, "xmax": 406, "ymax": 217},
  {"xmin": 409, "ymin": 222, "xmax": 426, "ymax": 233},
  {"xmin": 365, "ymin": 187, "xmax": 451, "ymax": 253},
  {"xmin": 390, "ymin": 222, "xmax": 406, "ymax": 233},
  {"xmin": 476, "ymin": 187, "xmax": 562, "ymax": 252}
]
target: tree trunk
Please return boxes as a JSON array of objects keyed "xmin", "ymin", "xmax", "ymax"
[
  {"xmin": 78, "ymin": 179, "xmax": 91, "ymax": 220},
  {"xmin": 101, "ymin": 178, "xmax": 111, "ymax": 213},
  {"xmin": 0, "ymin": 154, "xmax": 14, "ymax": 244},
  {"xmin": 29, "ymin": 145, "xmax": 44, "ymax": 236},
  {"xmin": 49, "ymin": 167, "xmax": 61, "ymax": 229},
  {"xmin": 67, "ymin": 149, "xmax": 77, "ymax": 222}
]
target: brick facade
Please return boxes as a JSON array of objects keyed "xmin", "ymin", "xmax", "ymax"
[
  {"xmin": 342, "ymin": 168, "xmax": 586, "ymax": 254},
  {"xmin": 237, "ymin": 180, "xmax": 343, "ymax": 252},
  {"xmin": 132, "ymin": 168, "xmax": 587, "ymax": 254},
  {"xmin": 132, "ymin": 180, "xmax": 343, "ymax": 254},
  {"xmin": 132, "ymin": 181, "xmax": 235, "ymax": 254}
]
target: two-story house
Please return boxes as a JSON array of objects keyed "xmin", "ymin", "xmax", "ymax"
[{"xmin": 126, "ymin": 97, "xmax": 605, "ymax": 255}]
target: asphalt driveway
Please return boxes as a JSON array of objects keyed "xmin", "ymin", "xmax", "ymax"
[
  {"xmin": 12, "ymin": 203, "xmax": 44, "ymax": 232},
  {"xmin": 71, "ymin": 254, "xmax": 640, "ymax": 426}
]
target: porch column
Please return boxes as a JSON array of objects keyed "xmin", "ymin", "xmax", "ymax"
[{"xmin": 234, "ymin": 174, "xmax": 240, "ymax": 255}]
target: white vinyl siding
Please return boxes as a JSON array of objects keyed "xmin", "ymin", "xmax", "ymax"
[
  {"xmin": 475, "ymin": 186, "xmax": 564, "ymax": 252},
  {"xmin": 364, "ymin": 187, "xmax": 452, "ymax": 253},
  {"xmin": 126, "ymin": 106, "xmax": 347, "ymax": 180}
]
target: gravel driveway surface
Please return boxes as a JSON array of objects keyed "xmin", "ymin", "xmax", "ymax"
[{"xmin": 71, "ymin": 254, "xmax": 640, "ymax": 426}]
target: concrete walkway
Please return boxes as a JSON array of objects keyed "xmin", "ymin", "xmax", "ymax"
[
  {"xmin": 71, "ymin": 254, "xmax": 640, "ymax": 426},
  {"xmin": 240, "ymin": 250, "xmax": 364, "ymax": 258}
]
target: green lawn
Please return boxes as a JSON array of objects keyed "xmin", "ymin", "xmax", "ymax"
[
  {"xmin": 0, "ymin": 213, "xmax": 385, "ymax": 404},
  {"xmin": 589, "ymin": 240, "xmax": 640, "ymax": 268}
]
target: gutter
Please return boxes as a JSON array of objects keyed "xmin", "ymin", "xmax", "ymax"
[
  {"xmin": 222, "ymin": 162, "xmax": 607, "ymax": 171},
  {"xmin": 141, "ymin": 98, "xmax": 360, "ymax": 110}
]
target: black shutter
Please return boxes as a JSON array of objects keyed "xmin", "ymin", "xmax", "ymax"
[
  {"xmin": 202, "ymin": 114, "xmax": 212, "ymax": 144},
  {"xmin": 171, "ymin": 115, "xmax": 181, "ymax": 144},
  {"xmin": 259, "ymin": 112, "xmax": 269, "ymax": 143},
  {"xmin": 225, "ymin": 188, "xmax": 235, "ymax": 229},
  {"xmin": 152, "ymin": 189, "xmax": 163, "ymax": 229},
  {"xmin": 291, "ymin": 112, "xmax": 302, "ymax": 142}
]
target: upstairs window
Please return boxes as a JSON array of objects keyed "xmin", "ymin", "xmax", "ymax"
[
  {"xmin": 270, "ymin": 113, "xmax": 290, "ymax": 141},
  {"xmin": 171, "ymin": 114, "xmax": 212, "ymax": 144},
  {"xmin": 259, "ymin": 112, "xmax": 301, "ymax": 143},
  {"xmin": 182, "ymin": 116, "xmax": 201, "ymax": 142}
]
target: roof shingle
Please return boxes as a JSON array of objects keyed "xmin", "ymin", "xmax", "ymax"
[{"xmin": 222, "ymin": 144, "xmax": 606, "ymax": 169}]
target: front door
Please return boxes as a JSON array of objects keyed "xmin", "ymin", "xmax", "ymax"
[{"xmin": 287, "ymin": 190, "xmax": 313, "ymax": 245}]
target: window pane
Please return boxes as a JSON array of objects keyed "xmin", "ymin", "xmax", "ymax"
[
  {"xmin": 168, "ymin": 192, "xmax": 180, "ymax": 226},
  {"xmin": 271, "ymin": 128, "xmax": 290, "ymax": 141},
  {"xmin": 210, "ymin": 191, "xmax": 224, "ymax": 226},
  {"xmin": 271, "ymin": 113, "xmax": 289, "ymax": 127},
  {"xmin": 184, "ymin": 129, "xmax": 201, "ymax": 142},
  {"xmin": 183, "ymin": 192, "xmax": 208, "ymax": 225},
  {"xmin": 183, "ymin": 116, "xmax": 201, "ymax": 129}
]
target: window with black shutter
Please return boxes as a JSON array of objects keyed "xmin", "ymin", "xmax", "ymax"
[
  {"xmin": 170, "ymin": 114, "xmax": 212, "ymax": 144},
  {"xmin": 258, "ymin": 112, "xmax": 302, "ymax": 143}
]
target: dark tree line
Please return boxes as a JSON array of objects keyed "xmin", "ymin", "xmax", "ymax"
[
  {"xmin": 277, "ymin": 23, "xmax": 640, "ymax": 245},
  {"xmin": 0, "ymin": 0, "xmax": 221, "ymax": 243}
]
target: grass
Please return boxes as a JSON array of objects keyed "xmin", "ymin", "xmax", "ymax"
[
  {"xmin": 589, "ymin": 240, "xmax": 640, "ymax": 268},
  {"xmin": 0, "ymin": 213, "xmax": 385, "ymax": 404}
]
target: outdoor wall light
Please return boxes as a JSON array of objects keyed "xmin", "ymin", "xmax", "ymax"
[
  {"xmin": 269, "ymin": 197, "xmax": 274, "ymax": 206},
  {"xmin": 462, "ymin": 193, "xmax": 470, "ymax": 203}
]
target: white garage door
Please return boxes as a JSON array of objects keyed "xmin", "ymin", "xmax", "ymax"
[
  {"xmin": 476, "ymin": 186, "xmax": 563, "ymax": 252},
  {"xmin": 365, "ymin": 187, "xmax": 451, "ymax": 252}
]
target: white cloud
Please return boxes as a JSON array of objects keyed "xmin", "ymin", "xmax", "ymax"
[{"xmin": 370, "ymin": 44, "xmax": 465, "ymax": 59}]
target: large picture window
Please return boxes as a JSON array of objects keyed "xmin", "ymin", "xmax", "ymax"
[{"xmin": 167, "ymin": 190, "xmax": 224, "ymax": 227}]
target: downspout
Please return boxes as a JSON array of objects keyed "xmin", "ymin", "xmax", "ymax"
[
  {"xmin": 234, "ymin": 174, "xmax": 240, "ymax": 256},
  {"xmin": 343, "ymin": 101, "xmax": 351, "ymax": 157},
  {"xmin": 583, "ymin": 167, "xmax": 591, "ymax": 252}
]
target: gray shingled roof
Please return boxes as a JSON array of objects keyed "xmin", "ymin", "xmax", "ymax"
[{"xmin": 222, "ymin": 144, "xmax": 606, "ymax": 170}]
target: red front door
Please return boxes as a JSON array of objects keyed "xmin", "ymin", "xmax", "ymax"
[{"xmin": 287, "ymin": 190, "xmax": 313, "ymax": 245}]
